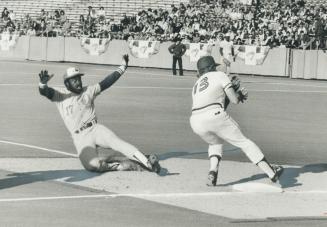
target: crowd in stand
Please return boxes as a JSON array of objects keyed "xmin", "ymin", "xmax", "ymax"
[
  {"xmin": 0, "ymin": 0, "xmax": 327, "ymax": 49},
  {"xmin": 111, "ymin": 0, "xmax": 327, "ymax": 49},
  {"xmin": 0, "ymin": 7, "xmax": 72, "ymax": 36}
]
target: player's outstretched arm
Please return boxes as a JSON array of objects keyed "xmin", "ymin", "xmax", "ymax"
[
  {"xmin": 38, "ymin": 70, "xmax": 55, "ymax": 100},
  {"xmin": 99, "ymin": 54, "xmax": 129, "ymax": 92}
]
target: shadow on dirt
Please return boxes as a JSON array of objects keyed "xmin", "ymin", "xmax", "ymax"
[{"xmin": 218, "ymin": 163, "xmax": 327, "ymax": 188}]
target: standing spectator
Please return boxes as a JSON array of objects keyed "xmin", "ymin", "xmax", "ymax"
[
  {"xmin": 8, "ymin": 10, "xmax": 16, "ymax": 23},
  {"xmin": 1, "ymin": 7, "xmax": 9, "ymax": 19},
  {"xmin": 39, "ymin": 19, "xmax": 47, "ymax": 36},
  {"xmin": 59, "ymin": 10, "xmax": 67, "ymax": 26},
  {"xmin": 39, "ymin": 9, "xmax": 47, "ymax": 21},
  {"xmin": 168, "ymin": 37, "xmax": 187, "ymax": 76},
  {"xmin": 79, "ymin": 15, "xmax": 86, "ymax": 34},
  {"xmin": 98, "ymin": 6, "xmax": 106, "ymax": 22}
]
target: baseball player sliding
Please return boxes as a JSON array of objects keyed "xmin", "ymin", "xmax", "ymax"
[
  {"xmin": 190, "ymin": 56, "xmax": 283, "ymax": 186},
  {"xmin": 38, "ymin": 54, "xmax": 161, "ymax": 174}
]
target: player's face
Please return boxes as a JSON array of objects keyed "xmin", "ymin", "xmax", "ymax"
[{"xmin": 68, "ymin": 76, "xmax": 83, "ymax": 94}]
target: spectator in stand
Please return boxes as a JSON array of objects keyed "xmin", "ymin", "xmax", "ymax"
[
  {"xmin": 98, "ymin": 6, "xmax": 106, "ymax": 22},
  {"xmin": 3, "ymin": 0, "xmax": 326, "ymax": 48},
  {"xmin": 79, "ymin": 15, "xmax": 86, "ymax": 34},
  {"xmin": 1, "ymin": 7, "xmax": 9, "ymax": 19},
  {"xmin": 54, "ymin": 10, "xmax": 61, "ymax": 22},
  {"xmin": 8, "ymin": 10, "xmax": 15, "ymax": 23},
  {"xmin": 59, "ymin": 10, "xmax": 67, "ymax": 25},
  {"xmin": 26, "ymin": 26, "xmax": 36, "ymax": 36},
  {"xmin": 39, "ymin": 9, "xmax": 47, "ymax": 21},
  {"xmin": 62, "ymin": 19, "xmax": 71, "ymax": 37},
  {"xmin": 121, "ymin": 13, "xmax": 130, "ymax": 27},
  {"xmin": 39, "ymin": 19, "xmax": 48, "ymax": 36}
]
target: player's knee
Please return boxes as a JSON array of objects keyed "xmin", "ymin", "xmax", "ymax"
[
  {"xmin": 80, "ymin": 157, "xmax": 100, "ymax": 172},
  {"xmin": 208, "ymin": 144, "xmax": 223, "ymax": 157},
  {"xmin": 79, "ymin": 147, "xmax": 100, "ymax": 172}
]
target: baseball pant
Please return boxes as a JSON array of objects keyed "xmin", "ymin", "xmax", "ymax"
[
  {"xmin": 190, "ymin": 108, "xmax": 264, "ymax": 164},
  {"xmin": 73, "ymin": 124, "xmax": 148, "ymax": 171}
]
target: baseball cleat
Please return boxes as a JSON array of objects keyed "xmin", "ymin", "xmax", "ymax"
[
  {"xmin": 207, "ymin": 171, "xmax": 218, "ymax": 186},
  {"xmin": 147, "ymin": 154, "xmax": 161, "ymax": 174},
  {"xmin": 270, "ymin": 165, "xmax": 284, "ymax": 183}
]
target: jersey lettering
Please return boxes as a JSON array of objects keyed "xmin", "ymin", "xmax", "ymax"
[
  {"xmin": 193, "ymin": 83, "xmax": 198, "ymax": 95},
  {"xmin": 193, "ymin": 77, "xmax": 210, "ymax": 94},
  {"xmin": 199, "ymin": 77, "xmax": 209, "ymax": 92},
  {"xmin": 65, "ymin": 105, "xmax": 73, "ymax": 116}
]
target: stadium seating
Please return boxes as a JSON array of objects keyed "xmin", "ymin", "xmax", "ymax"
[{"xmin": 0, "ymin": 0, "xmax": 189, "ymax": 23}]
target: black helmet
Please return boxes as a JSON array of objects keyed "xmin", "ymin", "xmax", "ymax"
[{"xmin": 197, "ymin": 56, "xmax": 219, "ymax": 76}]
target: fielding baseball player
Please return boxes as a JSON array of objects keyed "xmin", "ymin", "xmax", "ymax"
[
  {"xmin": 219, "ymin": 34, "xmax": 234, "ymax": 76},
  {"xmin": 190, "ymin": 56, "xmax": 283, "ymax": 186},
  {"xmin": 38, "ymin": 54, "xmax": 161, "ymax": 174}
]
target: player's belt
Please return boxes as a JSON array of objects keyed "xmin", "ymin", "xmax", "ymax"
[
  {"xmin": 75, "ymin": 119, "xmax": 97, "ymax": 134},
  {"xmin": 192, "ymin": 103, "xmax": 223, "ymax": 112}
]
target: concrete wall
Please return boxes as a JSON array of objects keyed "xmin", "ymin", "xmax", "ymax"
[{"xmin": 2, "ymin": 36, "xmax": 327, "ymax": 80}]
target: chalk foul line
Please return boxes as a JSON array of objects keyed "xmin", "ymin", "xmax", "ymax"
[
  {"xmin": 0, "ymin": 139, "xmax": 77, "ymax": 158},
  {"xmin": 0, "ymin": 190, "xmax": 327, "ymax": 202}
]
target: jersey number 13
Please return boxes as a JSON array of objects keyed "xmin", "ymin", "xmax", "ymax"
[{"xmin": 193, "ymin": 77, "xmax": 209, "ymax": 95}]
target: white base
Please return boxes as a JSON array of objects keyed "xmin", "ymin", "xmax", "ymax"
[{"xmin": 232, "ymin": 182, "xmax": 283, "ymax": 193}]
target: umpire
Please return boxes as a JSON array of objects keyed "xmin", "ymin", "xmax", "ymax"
[{"xmin": 168, "ymin": 37, "xmax": 187, "ymax": 76}]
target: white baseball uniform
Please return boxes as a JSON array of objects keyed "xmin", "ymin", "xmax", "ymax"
[
  {"xmin": 190, "ymin": 71, "xmax": 264, "ymax": 164},
  {"xmin": 219, "ymin": 39, "xmax": 234, "ymax": 62},
  {"xmin": 51, "ymin": 84, "xmax": 143, "ymax": 161}
]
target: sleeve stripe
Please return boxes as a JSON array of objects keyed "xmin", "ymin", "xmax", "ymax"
[{"xmin": 223, "ymin": 82, "xmax": 232, "ymax": 90}]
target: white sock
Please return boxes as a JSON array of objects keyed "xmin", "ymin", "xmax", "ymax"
[
  {"xmin": 209, "ymin": 155, "xmax": 221, "ymax": 172},
  {"xmin": 257, "ymin": 159, "xmax": 275, "ymax": 178},
  {"xmin": 132, "ymin": 151, "xmax": 151, "ymax": 169}
]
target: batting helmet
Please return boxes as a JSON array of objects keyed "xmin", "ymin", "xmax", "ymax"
[
  {"xmin": 63, "ymin": 67, "xmax": 84, "ymax": 94},
  {"xmin": 197, "ymin": 56, "xmax": 219, "ymax": 76},
  {"xmin": 63, "ymin": 67, "xmax": 84, "ymax": 82}
]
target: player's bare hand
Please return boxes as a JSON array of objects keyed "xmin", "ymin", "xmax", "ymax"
[
  {"xmin": 122, "ymin": 54, "xmax": 129, "ymax": 67},
  {"xmin": 238, "ymin": 87, "xmax": 248, "ymax": 103},
  {"xmin": 39, "ymin": 70, "xmax": 54, "ymax": 84}
]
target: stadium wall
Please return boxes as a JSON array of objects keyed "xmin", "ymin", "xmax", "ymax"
[
  {"xmin": 291, "ymin": 50, "xmax": 327, "ymax": 80},
  {"xmin": 1, "ymin": 36, "xmax": 326, "ymax": 80}
]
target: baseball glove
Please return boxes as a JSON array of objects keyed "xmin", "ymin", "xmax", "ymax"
[
  {"xmin": 224, "ymin": 76, "xmax": 248, "ymax": 109},
  {"xmin": 237, "ymin": 87, "xmax": 248, "ymax": 103},
  {"xmin": 39, "ymin": 70, "xmax": 54, "ymax": 84}
]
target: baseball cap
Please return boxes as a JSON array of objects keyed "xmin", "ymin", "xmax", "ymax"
[
  {"xmin": 63, "ymin": 67, "xmax": 84, "ymax": 81},
  {"xmin": 197, "ymin": 56, "xmax": 220, "ymax": 70}
]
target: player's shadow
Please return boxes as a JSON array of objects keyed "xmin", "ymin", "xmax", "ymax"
[
  {"xmin": 218, "ymin": 163, "xmax": 327, "ymax": 189},
  {"xmin": 0, "ymin": 169, "xmax": 100, "ymax": 190}
]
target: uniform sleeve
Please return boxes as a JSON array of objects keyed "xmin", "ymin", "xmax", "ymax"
[
  {"xmin": 86, "ymin": 84, "xmax": 101, "ymax": 100},
  {"xmin": 220, "ymin": 73, "xmax": 233, "ymax": 91},
  {"xmin": 50, "ymin": 88, "xmax": 65, "ymax": 102}
]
